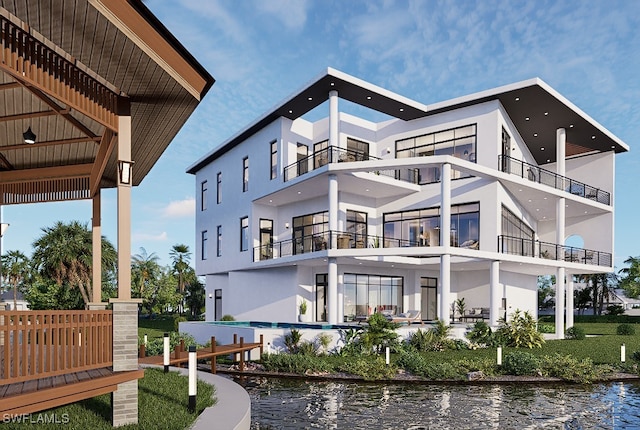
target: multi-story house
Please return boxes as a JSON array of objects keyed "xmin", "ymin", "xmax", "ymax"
[{"xmin": 187, "ymin": 68, "xmax": 627, "ymax": 339}]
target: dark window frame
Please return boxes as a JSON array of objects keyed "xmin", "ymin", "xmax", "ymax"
[
  {"xmin": 240, "ymin": 216, "xmax": 249, "ymax": 252},
  {"xmin": 201, "ymin": 180, "xmax": 207, "ymax": 211},
  {"xmin": 216, "ymin": 172, "xmax": 222, "ymax": 204},
  {"xmin": 216, "ymin": 225, "xmax": 222, "ymax": 257},
  {"xmin": 242, "ymin": 157, "xmax": 249, "ymax": 192},
  {"xmin": 270, "ymin": 140, "xmax": 278, "ymax": 180}
]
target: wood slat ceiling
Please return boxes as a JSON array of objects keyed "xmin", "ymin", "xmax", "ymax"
[{"xmin": 0, "ymin": 0, "xmax": 214, "ymax": 198}]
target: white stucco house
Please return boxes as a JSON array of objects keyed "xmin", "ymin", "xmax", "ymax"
[{"xmin": 187, "ymin": 68, "xmax": 627, "ymax": 339}]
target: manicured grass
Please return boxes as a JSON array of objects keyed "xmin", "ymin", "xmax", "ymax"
[
  {"xmin": 138, "ymin": 315, "xmax": 176, "ymax": 339},
  {"xmin": 2, "ymin": 369, "xmax": 215, "ymax": 430}
]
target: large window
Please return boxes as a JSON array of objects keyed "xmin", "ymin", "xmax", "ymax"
[
  {"xmin": 501, "ymin": 205, "xmax": 534, "ymax": 256},
  {"xmin": 259, "ymin": 219, "xmax": 273, "ymax": 260},
  {"xmin": 316, "ymin": 274, "xmax": 327, "ymax": 322},
  {"xmin": 216, "ymin": 225, "xmax": 222, "ymax": 257},
  {"xmin": 293, "ymin": 211, "xmax": 328, "ymax": 254},
  {"xmin": 242, "ymin": 157, "xmax": 249, "ymax": 192},
  {"xmin": 240, "ymin": 217, "xmax": 249, "ymax": 252},
  {"xmin": 396, "ymin": 124, "xmax": 476, "ymax": 184},
  {"xmin": 216, "ymin": 172, "xmax": 222, "ymax": 204},
  {"xmin": 201, "ymin": 230, "xmax": 208, "ymax": 260},
  {"xmin": 383, "ymin": 202, "xmax": 479, "ymax": 249},
  {"xmin": 346, "ymin": 137, "xmax": 370, "ymax": 161},
  {"xmin": 270, "ymin": 140, "xmax": 277, "ymax": 180},
  {"xmin": 313, "ymin": 140, "xmax": 329, "ymax": 169},
  {"xmin": 201, "ymin": 180, "xmax": 207, "ymax": 211},
  {"xmin": 343, "ymin": 274, "xmax": 403, "ymax": 322}
]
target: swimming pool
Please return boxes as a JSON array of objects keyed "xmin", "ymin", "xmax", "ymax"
[{"xmin": 203, "ymin": 320, "xmax": 354, "ymax": 330}]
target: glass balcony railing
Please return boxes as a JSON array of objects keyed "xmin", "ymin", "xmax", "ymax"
[
  {"xmin": 497, "ymin": 235, "xmax": 612, "ymax": 267},
  {"xmin": 499, "ymin": 155, "xmax": 611, "ymax": 205}
]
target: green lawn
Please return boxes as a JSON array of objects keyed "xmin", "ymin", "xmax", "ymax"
[
  {"xmin": 138, "ymin": 315, "xmax": 176, "ymax": 339},
  {"xmin": 2, "ymin": 369, "xmax": 215, "ymax": 430}
]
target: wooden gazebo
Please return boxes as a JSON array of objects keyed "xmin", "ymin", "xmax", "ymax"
[{"xmin": 0, "ymin": 1, "xmax": 214, "ymax": 426}]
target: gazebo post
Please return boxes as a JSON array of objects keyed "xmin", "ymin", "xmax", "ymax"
[{"xmin": 110, "ymin": 105, "xmax": 142, "ymax": 427}]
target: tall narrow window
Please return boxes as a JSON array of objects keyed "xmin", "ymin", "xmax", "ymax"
[
  {"xmin": 201, "ymin": 180, "xmax": 207, "ymax": 211},
  {"xmin": 201, "ymin": 230, "xmax": 208, "ymax": 260},
  {"xmin": 240, "ymin": 217, "xmax": 249, "ymax": 252},
  {"xmin": 346, "ymin": 210, "xmax": 367, "ymax": 248},
  {"xmin": 270, "ymin": 140, "xmax": 278, "ymax": 180},
  {"xmin": 259, "ymin": 219, "xmax": 273, "ymax": 260},
  {"xmin": 242, "ymin": 157, "xmax": 249, "ymax": 192},
  {"xmin": 216, "ymin": 225, "xmax": 222, "ymax": 257},
  {"xmin": 216, "ymin": 172, "xmax": 222, "ymax": 204}
]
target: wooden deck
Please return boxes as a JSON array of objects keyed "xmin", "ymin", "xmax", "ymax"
[
  {"xmin": 0, "ymin": 367, "xmax": 144, "ymax": 416},
  {"xmin": 139, "ymin": 335, "xmax": 263, "ymax": 374},
  {"xmin": 0, "ymin": 310, "xmax": 142, "ymax": 416}
]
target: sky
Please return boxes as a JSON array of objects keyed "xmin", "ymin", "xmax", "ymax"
[{"xmin": 2, "ymin": 0, "xmax": 639, "ymax": 270}]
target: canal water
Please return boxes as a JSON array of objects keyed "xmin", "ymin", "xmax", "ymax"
[{"xmin": 233, "ymin": 376, "xmax": 640, "ymax": 429}]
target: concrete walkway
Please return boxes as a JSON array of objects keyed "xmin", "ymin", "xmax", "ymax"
[{"xmin": 140, "ymin": 364, "xmax": 250, "ymax": 430}]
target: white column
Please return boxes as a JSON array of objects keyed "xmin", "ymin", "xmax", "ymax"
[
  {"xmin": 440, "ymin": 254, "xmax": 451, "ymax": 324},
  {"xmin": 440, "ymin": 163, "xmax": 451, "ymax": 249},
  {"xmin": 556, "ymin": 128, "xmax": 566, "ymax": 176},
  {"xmin": 329, "ymin": 174, "xmax": 338, "ymax": 231},
  {"xmin": 329, "ymin": 90, "xmax": 339, "ymax": 149},
  {"xmin": 489, "ymin": 261, "xmax": 501, "ymax": 327},
  {"xmin": 555, "ymin": 267, "xmax": 565, "ymax": 339},
  {"xmin": 566, "ymin": 278, "xmax": 574, "ymax": 329},
  {"xmin": 328, "ymin": 257, "xmax": 338, "ymax": 325}
]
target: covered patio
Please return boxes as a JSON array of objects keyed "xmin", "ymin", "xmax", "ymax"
[{"xmin": 0, "ymin": 1, "xmax": 213, "ymax": 426}]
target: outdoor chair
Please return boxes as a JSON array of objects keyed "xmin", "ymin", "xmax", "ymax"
[{"xmin": 392, "ymin": 310, "xmax": 423, "ymax": 325}]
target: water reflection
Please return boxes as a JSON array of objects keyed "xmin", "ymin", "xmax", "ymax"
[{"xmin": 234, "ymin": 376, "xmax": 640, "ymax": 429}]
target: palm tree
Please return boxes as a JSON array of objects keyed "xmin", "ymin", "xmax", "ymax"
[
  {"xmin": 619, "ymin": 256, "xmax": 640, "ymax": 298},
  {"xmin": 578, "ymin": 272, "xmax": 618, "ymax": 315},
  {"xmin": 1, "ymin": 250, "xmax": 29, "ymax": 309},
  {"xmin": 170, "ymin": 244, "xmax": 191, "ymax": 293},
  {"xmin": 131, "ymin": 247, "xmax": 160, "ymax": 297},
  {"xmin": 32, "ymin": 221, "xmax": 117, "ymax": 309}
]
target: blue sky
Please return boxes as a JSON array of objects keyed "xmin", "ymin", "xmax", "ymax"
[{"xmin": 2, "ymin": 0, "xmax": 639, "ymax": 269}]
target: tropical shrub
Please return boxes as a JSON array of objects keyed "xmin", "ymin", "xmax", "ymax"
[
  {"xmin": 173, "ymin": 316, "xmax": 188, "ymax": 331},
  {"xmin": 284, "ymin": 328, "xmax": 303, "ymax": 353},
  {"xmin": 617, "ymin": 324, "xmax": 636, "ymax": 335},
  {"xmin": 358, "ymin": 313, "xmax": 401, "ymax": 354},
  {"xmin": 338, "ymin": 356, "xmax": 397, "ymax": 380},
  {"xmin": 336, "ymin": 327, "xmax": 365, "ymax": 356},
  {"xmin": 466, "ymin": 321, "xmax": 495, "ymax": 347},
  {"xmin": 502, "ymin": 351, "xmax": 540, "ymax": 376},
  {"xmin": 539, "ymin": 353, "xmax": 601, "ymax": 383},
  {"xmin": 607, "ymin": 305, "xmax": 625, "ymax": 316},
  {"xmin": 565, "ymin": 326, "xmax": 586, "ymax": 340},
  {"xmin": 496, "ymin": 310, "xmax": 545, "ymax": 348},
  {"xmin": 220, "ymin": 314, "xmax": 235, "ymax": 321},
  {"xmin": 408, "ymin": 320, "xmax": 454, "ymax": 352}
]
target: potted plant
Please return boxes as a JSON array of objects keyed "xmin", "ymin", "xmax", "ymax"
[
  {"xmin": 455, "ymin": 297, "xmax": 467, "ymax": 322},
  {"xmin": 298, "ymin": 299, "xmax": 310, "ymax": 322}
]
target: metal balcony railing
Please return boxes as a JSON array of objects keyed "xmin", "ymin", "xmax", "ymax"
[
  {"xmin": 283, "ymin": 145, "xmax": 419, "ymax": 184},
  {"xmin": 499, "ymin": 155, "xmax": 611, "ymax": 205},
  {"xmin": 497, "ymin": 235, "xmax": 612, "ymax": 267},
  {"xmin": 253, "ymin": 230, "xmax": 478, "ymax": 261}
]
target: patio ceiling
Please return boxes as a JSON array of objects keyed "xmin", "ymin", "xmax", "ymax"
[{"xmin": 0, "ymin": 0, "xmax": 214, "ymax": 204}]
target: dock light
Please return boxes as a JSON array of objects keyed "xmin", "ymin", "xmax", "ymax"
[
  {"xmin": 621, "ymin": 344, "xmax": 626, "ymax": 363},
  {"xmin": 163, "ymin": 332, "xmax": 170, "ymax": 373},
  {"xmin": 497, "ymin": 346, "xmax": 502, "ymax": 366},
  {"xmin": 188, "ymin": 345, "xmax": 197, "ymax": 413},
  {"xmin": 385, "ymin": 347, "xmax": 390, "ymax": 365},
  {"xmin": 144, "ymin": 334, "xmax": 148, "ymax": 348}
]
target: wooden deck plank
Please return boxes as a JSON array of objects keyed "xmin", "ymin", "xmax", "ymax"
[{"xmin": 0, "ymin": 369, "xmax": 144, "ymax": 416}]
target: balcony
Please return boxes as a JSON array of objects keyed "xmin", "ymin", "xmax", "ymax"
[
  {"xmin": 283, "ymin": 145, "xmax": 419, "ymax": 184},
  {"xmin": 253, "ymin": 230, "xmax": 478, "ymax": 261},
  {"xmin": 499, "ymin": 155, "xmax": 611, "ymax": 205},
  {"xmin": 497, "ymin": 235, "xmax": 612, "ymax": 267}
]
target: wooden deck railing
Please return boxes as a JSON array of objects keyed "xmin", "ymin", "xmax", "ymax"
[{"xmin": 0, "ymin": 310, "xmax": 113, "ymax": 384}]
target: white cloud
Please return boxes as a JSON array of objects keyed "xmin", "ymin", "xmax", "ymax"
[
  {"xmin": 256, "ymin": 0, "xmax": 310, "ymax": 31},
  {"xmin": 133, "ymin": 231, "xmax": 168, "ymax": 242},
  {"xmin": 163, "ymin": 198, "xmax": 195, "ymax": 218}
]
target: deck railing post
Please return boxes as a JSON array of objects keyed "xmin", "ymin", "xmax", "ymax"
[
  {"xmin": 239, "ymin": 337, "xmax": 245, "ymax": 371},
  {"xmin": 259, "ymin": 334, "xmax": 264, "ymax": 359},
  {"xmin": 211, "ymin": 336, "xmax": 216, "ymax": 374}
]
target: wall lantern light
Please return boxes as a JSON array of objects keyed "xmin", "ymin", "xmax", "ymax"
[
  {"xmin": 285, "ymin": 222, "xmax": 290, "ymax": 229},
  {"xmin": 118, "ymin": 160, "xmax": 135, "ymax": 185},
  {"xmin": 23, "ymin": 127, "xmax": 36, "ymax": 144}
]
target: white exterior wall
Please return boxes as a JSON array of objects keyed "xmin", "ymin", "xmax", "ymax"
[{"xmin": 192, "ymin": 80, "xmax": 619, "ymax": 325}]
